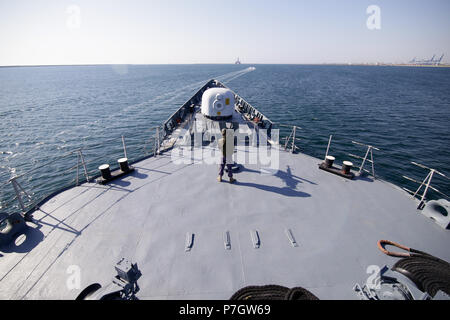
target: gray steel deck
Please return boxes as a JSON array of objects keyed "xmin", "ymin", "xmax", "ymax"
[{"xmin": 1, "ymin": 110, "xmax": 449, "ymax": 300}]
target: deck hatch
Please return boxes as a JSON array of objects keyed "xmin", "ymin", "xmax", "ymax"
[
  {"xmin": 285, "ymin": 228, "xmax": 299, "ymax": 247},
  {"xmin": 251, "ymin": 230, "xmax": 260, "ymax": 249}
]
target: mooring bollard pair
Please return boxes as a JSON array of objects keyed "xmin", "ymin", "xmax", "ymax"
[
  {"xmin": 324, "ymin": 155, "xmax": 353, "ymax": 175},
  {"xmin": 99, "ymin": 158, "xmax": 130, "ymax": 180}
]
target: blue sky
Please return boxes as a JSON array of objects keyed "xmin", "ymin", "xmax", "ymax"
[{"xmin": 0, "ymin": 0, "xmax": 449, "ymax": 65}]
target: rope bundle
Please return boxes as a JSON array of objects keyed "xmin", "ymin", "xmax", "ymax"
[
  {"xmin": 230, "ymin": 285, "xmax": 319, "ymax": 300},
  {"xmin": 378, "ymin": 240, "xmax": 450, "ymax": 297}
]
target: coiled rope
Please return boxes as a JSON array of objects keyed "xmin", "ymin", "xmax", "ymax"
[
  {"xmin": 377, "ymin": 240, "xmax": 450, "ymax": 297},
  {"xmin": 230, "ymin": 285, "xmax": 319, "ymax": 300}
]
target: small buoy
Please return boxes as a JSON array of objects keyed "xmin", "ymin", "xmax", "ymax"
[
  {"xmin": 99, "ymin": 164, "xmax": 112, "ymax": 180},
  {"xmin": 325, "ymin": 155, "xmax": 335, "ymax": 168},
  {"xmin": 118, "ymin": 158, "xmax": 130, "ymax": 172},
  {"xmin": 342, "ymin": 161, "xmax": 353, "ymax": 175}
]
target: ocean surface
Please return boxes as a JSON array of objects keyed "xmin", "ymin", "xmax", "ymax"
[{"xmin": 1, "ymin": 64, "xmax": 449, "ymax": 214}]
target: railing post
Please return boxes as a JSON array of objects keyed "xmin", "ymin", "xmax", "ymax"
[
  {"xmin": 404, "ymin": 162, "xmax": 449, "ymax": 209},
  {"xmin": 156, "ymin": 127, "xmax": 160, "ymax": 155},
  {"xmin": 325, "ymin": 135, "xmax": 333, "ymax": 159},
  {"xmin": 122, "ymin": 135, "xmax": 128, "ymax": 159},
  {"xmin": 9, "ymin": 176, "xmax": 34, "ymax": 218},
  {"xmin": 291, "ymin": 126, "xmax": 296, "ymax": 153},
  {"xmin": 153, "ymin": 127, "xmax": 158, "ymax": 156},
  {"xmin": 76, "ymin": 152, "xmax": 80, "ymax": 186},
  {"xmin": 352, "ymin": 141, "xmax": 379, "ymax": 179},
  {"xmin": 358, "ymin": 146, "xmax": 371, "ymax": 175},
  {"xmin": 420, "ymin": 170, "xmax": 435, "ymax": 204},
  {"xmin": 10, "ymin": 177, "xmax": 26, "ymax": 213},
  {"xmin": 158, "ymin": 127, "xmax": 160, "ymax": 151},
  {"xmin": 284, "ymin": 128, "xmax": 292, "ymax": 150},
  {"xmin": 77, "ymin": 150, "xmax": 90, "ymax": 183},
  {"xmin": 370, "ymin": 148, "xmax": 375, "ymax": 179}
]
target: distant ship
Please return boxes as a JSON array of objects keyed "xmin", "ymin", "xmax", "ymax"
[{"xmin": 235, "ymin": 57, "xmax": 241, "ymax": 64}]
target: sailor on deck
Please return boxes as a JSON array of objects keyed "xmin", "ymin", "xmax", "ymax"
[{"xmin": 217, "ymin": 128, "xmax": 236, "ymax": 183}]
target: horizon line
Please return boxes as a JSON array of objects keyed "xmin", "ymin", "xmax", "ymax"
[{"xmin": 1, "ymin": 62, "xmax": 449, "ymax": 68}]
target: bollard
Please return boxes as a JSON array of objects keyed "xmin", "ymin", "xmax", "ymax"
[
  {"xmin": 342, "ymin": 161, "xmax": 353, "ymax": 175},
  {"xmin": 99, "ymin": 164, "xmax": 112, "ymax": 180},
  {"xmin": 118, "ymin": 158, "xmax": 130, "ymax": 172},
  {"xmin": 325, "ymin": 155, "xmax": 335, "ymax": 168}
]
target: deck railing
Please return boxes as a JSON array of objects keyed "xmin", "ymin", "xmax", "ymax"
[
  {"xmin": 402, "ymin": 162, "xmax": 450, "ymax": 209},
  {"xmin": 1, "ymin": 80, "xmax": 449, "ymax": 221},
  {"xmin": 272, "ymin": 123, "xmax": 302, "ymax": 153},
  {"xmin": 2, "ymin": 120, "xmax": 449, "ymax": 221},
  {"xmin": 0, "ymin": 126, "xmax": 163, "ymax": 219},
  {"xmin": 1, "ymin": 79, "xmax": 219, "ymax": 219}
]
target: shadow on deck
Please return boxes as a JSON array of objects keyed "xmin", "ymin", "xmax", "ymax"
[{"xmin": 236, "ymin": 165, "xmax": 314, "ymax": 198}]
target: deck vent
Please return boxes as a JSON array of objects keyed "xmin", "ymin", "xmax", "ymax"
[{"xmin": 201, "ymin": 88, "xmax": 234, "ymax": 120}]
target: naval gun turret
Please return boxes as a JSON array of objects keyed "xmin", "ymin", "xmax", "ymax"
[{"xmin": 201, "ymin": 88, "xmax": 235, "ymax": 120}]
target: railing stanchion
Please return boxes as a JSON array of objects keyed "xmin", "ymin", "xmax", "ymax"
[
  {"xmin": 325, "ymin": 135, "xmax": 332, "ymax": 159},
  {"xmin": 419, "ymin": 170, "xmax": 434, "ymax": 205},
  {"xmin": 154, "ymin": 129, "xmax": 157, "ymax": 156},
  {"xmin": 10, "ymin": 177, "xmax": 26, "ymax": 213},
  {"xmin": 154, "ymin": 127, "xmax": 160, "ymax": 156},
  {"xmin": 122, "ymin": 135, "xmax": 128, "ymax": 159},
  {"xmin": 291, "ymin": 126, "xmax": 296, "ymax": 153},
  {"xmin": 359, "ymin": 147, "xmax": 371, "ymax": 175},
  {"xmin": 350, "ymin": 141, "xmax": 379, "ymax": 179},
  {"xmin": 9, "ymin": 176, "xmax": 34, "ymax": 218},
  {"xmin": 77, "ymin": 150, "xmax": 90, "ymax": 183},
  {"xmin": 370, "ymin": 148, "xmax": 375, "ymax": 179},
  {"xmin": 284, "ymin": 129, "xmax": 292, "ymax": 151},
  {"xmin": 76, "ymin": 152, "xmax": 80, "ymax": 186},
  {"xmin": 403, "ymin": 162, "xmax": 449, "ymax": 209}
]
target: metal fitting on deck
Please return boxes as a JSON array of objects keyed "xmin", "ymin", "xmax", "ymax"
[
  {"xmin": 99, "ymin": 164, "xmax": 112, "ymax": 180},
  {"xmin": 118, "ymin": 158, "xmax": 130, "ymax": 172},
  {"xmin": 325, "ymin": 155, "xmax": 335, "ymax": 168},
  {"xmin": 342, "ymin": 161, "xmax": 353, "ymax": 175}
]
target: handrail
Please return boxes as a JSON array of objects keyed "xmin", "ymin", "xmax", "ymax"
[
  {"xmin": 402, "ymin": 175, "xmax": 448, "ymax": 198},
  {"xmin": 272, "ymin": 123, "xmax": 302, "ymax": 153},
  {"xmin": 321, "ymin": 135, "xmax": 381, "ymax": 178},
  {"xmin": 403, "ymin": 162, "xmax": 450, "ymax": 209}
]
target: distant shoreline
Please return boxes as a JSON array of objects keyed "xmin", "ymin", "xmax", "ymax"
[{"xmin": 0, "ymin": 63, "xmax": 449, "ymax": 68}]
